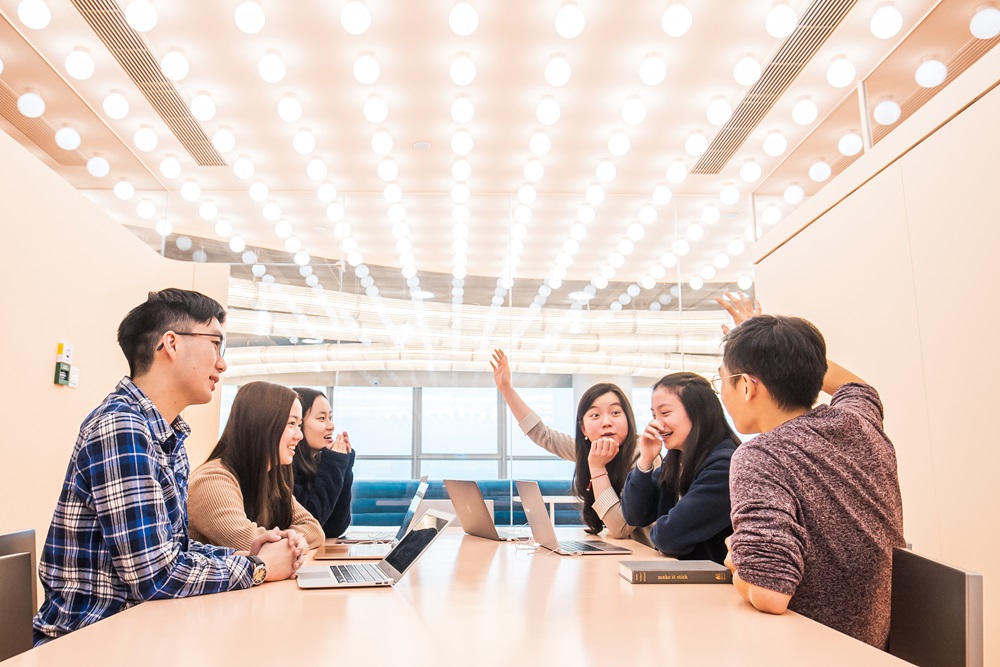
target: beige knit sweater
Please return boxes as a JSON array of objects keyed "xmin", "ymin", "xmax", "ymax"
[{"xmin": 188, "ymin": 459, "xmax": 324, "ymax": 550}]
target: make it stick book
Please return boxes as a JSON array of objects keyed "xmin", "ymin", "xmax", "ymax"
[{"xmin": 619, "ymin": 560, "xmax": 732, "ymax": 584}]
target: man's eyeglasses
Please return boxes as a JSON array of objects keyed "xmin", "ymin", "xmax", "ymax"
[
  {"xmin": 710, "ymin": 373, "xmax": 746, "ymax": 394},
  {"xmin": 156, "ymin": 332, "xmax": 226, "ymax": 357}
]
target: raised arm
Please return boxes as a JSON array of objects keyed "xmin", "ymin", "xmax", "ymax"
[{"xmin": 491, "ymin": 349, "xmax": 534, "ymax": 422}]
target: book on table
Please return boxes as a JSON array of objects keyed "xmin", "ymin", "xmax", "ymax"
[{"xmin": 619, "ymin": 560, "xmax": 732, "ymax": 584}]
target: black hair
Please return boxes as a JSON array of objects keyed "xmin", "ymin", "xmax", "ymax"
[
  {"xmin": 116, "ymin": 288, "xmax": 226, "ymax": 377},
  {"xmin": 570, "ymin": 383, "xmax": 638, "ymax": 534},
  {"xmin": 291, "ymin": 387, "xmax": 328, "ymax": 481},
  {"xmin": 722, "ymin": 314, "xmax": 827, "ymax": 411},
  {"xmin": 651, "ymin": 373, "xmax": 739, "ymax": 498}
]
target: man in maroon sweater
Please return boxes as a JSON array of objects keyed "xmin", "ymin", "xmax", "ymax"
[{"xmin": 714, "ymin": 293, "xmax": 904, "ymax": 649}]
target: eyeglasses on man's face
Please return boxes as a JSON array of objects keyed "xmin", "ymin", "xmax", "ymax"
[
  {"xmin": 157, "ymin": 331, "xmax": 226, "ymax": 357},
  {"xmin": 710, "ymin": 373, "xmax": 744, "ymax": 394}
]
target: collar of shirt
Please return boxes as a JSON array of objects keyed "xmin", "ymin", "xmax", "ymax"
[{"xmin": 115, "ymin": 376, "xmax": 191, "ymax": 453}]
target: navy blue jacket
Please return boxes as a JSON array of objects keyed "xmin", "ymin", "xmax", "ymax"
[
  {"xmin": 620, "ymin": 439, "xmax": 736, "ymax": 564},
  {"xmin": 293, "ymin": 448, "xmax": 355, "ymax": 539}
]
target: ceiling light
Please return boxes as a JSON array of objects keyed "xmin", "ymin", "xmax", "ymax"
[
  {"xmin": 277, "ymin": 95, "xmax": 302, "ymax": 122},
  {"xmin": 371, "ymin": 130, "xmax": 393, "ymax": 154},
  {"xmin": 181, "ymin": 180, "xmax": 201, "ymax": 201},
  {"xmin": 761, "ymin": 204, "xmax": 782, "ymax": 225},
  {"xmin": 518, "ymin": 185, "xmax": 536, "ymax": 203},
  {"xmin": 285, "ymin": 236, "xmax": 302, "ymax": 253},
  {"xmin": 136, "ymin": 199, "xmax": 156, "ymax": 219},
  {"xmin": 685, "ymin": 132, "xmax": 708, "ymax": 156},
  {"xmin": 568, "ymin": 291, "xmax": 593, "ymax": 301},
  {"xmin": 364, "ymin": 95, "xmax": 389, "ymax": 123},
  {"xmin": 55, "ymin": 127, "xmax": 81, "ymax": 150},
  {"xmin": 262, "ymin": 202, "xmax": 282, "ymax": 222},
  {"xmin": 17, "ymin": 0, "xmax": 51, "ymax": 29},
  {"xmin": 766, "ymin": 4, "xmax": 797, "ymax": 38},
  {"xmin": 700, "ymin": 265, "xmax": 717, "ymax": 280},
  {"xmin": 733, "ymin": 56, "xmax": 761, "ymax": 86},
  {"xmin": 449, "ymin": 2, "xmax": 479, "ymax": 36},
  {"xmin": 103, "ymin": 92, "xmax": 128, "ymax": 119},
  {"xmin": 555, "ymin": 2, "xmax": 585, "ymax": 38},
  {"xmin": 451, "ymin": 159, "xmax": 471, "ymax": 181},
  {"xmin": 970, "ymin": 7, "xmax": 1000, "ymax": 39},
  {"xmin": 65, "ymin": 49, "xmax": 95, "ymax": 80},
  {"xmin": 159, "ymin": 156, "xmax": 181, "ymax": 179},
  {"xmin": 720, "ymin": 183, "xmax": 739, "ymax": 205},
  {"xmin": 577, "ymin": 204, "xmax": 595, "ymax": 223},
  {"xmin": 529, "ymin": 131, "xmax": 551, "ymax": 155},
  {"xmin": 154, "ymin": 219, "xmax": 172, "ymax": 237},
  {"xmin": 706, "ymin": 98, "xmax": 732, "ymax": 125},
  {"xmin": 689, "ymin": 275, "xmax": 704, "ymax": 290},
  {"xmin": 809, "ymin": 160, "xmax": 831, "ymax": 182},
  {"xmin": 537, "ymin": 97, "xmax": 561, "ymax": 125},
  {"xmin": 159, "ymin": 50, "xmax": 189, "ymax": 81},
  {"xmin": 621, "ymin": 97, "xmax": 647, "ymax": 125},
  {"xmin": 341, "ymin": 1, "xmax": 371, "ymax": 35},
  {"xmin": 686, "ymin": 223, "xmax": 704, "ymax": 241},
  {"xmin": 545, "ymin": 56, "xmax": 572, "ymax": 86},
  {"xmin": 714, "ymin": 253, "xmax": 730, "ymax": 269},
  {"xmin": 353, "ymin": 54, "xmax": 380, "ymax": 84},
  {"xmin": 212, "ymin": 128, "xmax": 236, "ymax": 152},
  {"xmin": 248, "ymin": 181, "xmax": 268, "ymax": 201},
  {"xmin": 784, "ymin": 184, "xmax": 805, "ymax": 204},
  {"xmin": 451, "ymin": 183, "xmax": 471, "ymax": 203},
  {"xmin": 451, "ymin": 129, "xmax": 473, "ymax": 155},
  {"xmin": 452, "ymin": 222, "xmax": 469, "ymax": 239},
  {"xmin": 229, "ymin": 236, "xmax": 247, "ymax": 253},
  {"xmin": 347, "ymin": 252, "xmax": 363, "ymax": 267},
  {"xmin": 661, "ymin": 4, "xmax": 693, "ymax": 37},
  {"xmin": 763, "ymin": 131, "xmax": 787, "ymax": 156},
  {"xmin": 608, "ymin": 130, "xmax": 630, "ymax": 156},
  {"xmin": 838, "ymin": 132, "xmax": 863, "ymax": 156},
  {"xmin": 653, "ymin": 185, "xmax": 672, "ymax": 205},
  {"xmin": 596, "ymin": 160, "xmax": 616, "ymax": 182},
  {"xmin": 728, "ymin": 239, "xmax": 745, "ymax": 255},
  {"xmin": 666, "ymin": 160, "xmax": 687, "ymax": 184},
  {"xmin": 638, "ymin": 204, "xmax": 656, "ymax": 224},
  {"xmin": 870, "ymin": 4, "xmax": 903, "ymax": 39},
  {"xmin": 293, "ymin": 129, "xmax": 316, "ymax": 154},
  {"xmin": 915, "ymin": 59, "xmax": 947, "ymax": 88},
  {"xmin": 701, "ymin": 205, "xmax": 720, "ymax": 225},
  {"xmin": 738, "ymin": 275, "xmax": 754, "ymax": 290},
  {"xmin": 609, "ymin": 252, "xmax": 625, "ymax": 268},
  {"xmin": 86, "ymin": 156, "xmax": 110, "ymax": 178},
  {"xmin": 384, "ymin": 185, "xmax": 403, "ymax": 204},
  {"xmin": 233, "ymin": 156, "xmax": 255, "ymax": 179},
  {"xmin": 125, "ymin": 0, "xmax": 157, "ymax": 32},
  {"xmin": 326, "ymin": 201, "xmax": 345, "ymax": 221},
  {"xmin": 740, "ymin": 160, "xmax": 762, "ymax": 183},
  {"xmin": 258, "ymin": 53, "xmax": 286, "ymax": 83},
  {"xmin": 524, "ymin": 159, "xmax": 544, "ymax": 182},
  {"xmin": 586, "ymin": 184, "xmax": 605, "ymax": 205},
  {"xmin": 214, "ymin": 219, "xmax": 232, "ymax": 237},
  {"xmin": 293, "ymin": 250, "xmax": 311, "ymax": 266},
  {"xmin": 113, "ymin": 180, "xmax": 135, "ymax": 200},
  {"xmin": 133, "ymin": 127, "xmax": 158, "ymax": 151},
  {"xmin": 234, "ymin": 1, "xmax": 266, "ymax": 34},
  {"xmin": 453, "ymin": 205, "xmax": 470, "ymax": 223},
  {"xmin": 593, "ymin": 275, "xmax": 609, "ymax": 289},
  {"xmin": 444, "ymin": 98, "xmax": 474, "ymax": 127},
  {"xmin": 873, "ymin": 99, "xmax": 901, "ymax": 125},
  {"xmin": 639, "ymin": 55, "xmax": 667, "ymax": 86},
  {"xmin": 17, "ymin": 91, "xmax": 45, "ymax": 118},
  {"xmin": 450, "ymin": 54, "xmax": 476, "ymax": 86},
  {"xmin": 826, "ymin": 57, "xmax": 856, "ymax": 88},
  {"xmin": 792, "ymin": 98, "xmax": 818, "ymax": 125},
  {"xmin": 569, "ymin": 223, "xmax": 587, "ymax": 240},
  {"xmin": 189, "ymin": 93, "xmax": 216, "ymax": 121}
]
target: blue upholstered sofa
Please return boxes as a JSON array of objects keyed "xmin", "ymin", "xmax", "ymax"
[{"xmin": 350, "ymin": 479, "xmax": 582, "ymax": 526}]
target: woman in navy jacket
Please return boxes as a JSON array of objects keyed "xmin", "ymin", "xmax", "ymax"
[
  {"xmin": 291, "ymin": 387, "xmax": 355, "ymax": 538},
  {"xmin": 620, "ymin": 373, "xmax": 739, "ymax": 564}
]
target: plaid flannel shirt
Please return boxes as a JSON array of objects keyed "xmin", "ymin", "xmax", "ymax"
[{"xmin": 34, "ymin": 377, "xmax": 253, "ymax": 644}]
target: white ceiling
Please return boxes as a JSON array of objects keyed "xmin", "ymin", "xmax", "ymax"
[{"xmin": 0, "ymin": 0, "xmax": 995, "ymax": 376}]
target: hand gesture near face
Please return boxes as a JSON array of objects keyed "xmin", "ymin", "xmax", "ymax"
[
  {"xmin": 490, "ymin": 349, "xmax": 512, "ymax": 391},
  {"xmin": 714, "ymin": 291, "xmax": 762, "ymax": 335},
  {"xmin": 331, "ymin": 431, "xmax": 352, "ymax": 454},
  {"xmin": 587, "ymin": 436, "xmax": 619, "ymax": 470},
  {"xmin": 638, "ymin": 419, "xmax": 666, "ymax": 469}
]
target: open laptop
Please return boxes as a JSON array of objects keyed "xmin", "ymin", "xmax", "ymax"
[
  {"xmin": 316, "ymin": 476, "xmax": 429, "ymax": 560},
  {"xmin": 514, "ymin": 479, "xmax": 632, "ymax": 556},
  {"xmin": 444, "ymin": 479, "xmax": 528, "ymax": 542},
  {"xmin": 297, "ymin": 508, "xmax": 455, "ymax": 589}
]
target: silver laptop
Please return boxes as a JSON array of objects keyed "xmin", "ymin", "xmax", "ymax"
[
  {"xmin": 317, "ymin": 477, "xmax": 429, "ymax": 560},
  {"xmin": 444, "ymin": 479, "xmax": 528, "ymax": 542},
  {"xmin": 514, "ymin": 479, "xmax": 632, "ymax": 556},
  {"xmin": 297, "ymin": 508, "xmax": 455, "ymax": 589}
]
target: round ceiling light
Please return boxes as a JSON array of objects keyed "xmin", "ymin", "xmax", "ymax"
[
  {"xmin": 545, "ymin": 56, "xmax": 572, "ymax": 86},
  {"xmin": 661, "ymin": 4, "xmax": 693, "ymax": 37},
  {"xmin": 113, "ymin": 180, "xmax": 135, "ymax": 200},
  {"xmin": 684, "ymin": 132, "xmax": 708, "ymax": 156},
  {"xmin": 234, "ymin": 1, "xmax": 266, "ymax": 34},
  {"xmin": 596, "ymin": 160, "xmax": 616, "ymax": 183},
  {"xmin": 555, "ymin": 2, "xmax": 585, "ymax": 38},
  {"xmin": 970, "ymin": 7, "xmax": 1000, "ymax": 39},
  {"xmin": 103, "ymin": 92, "xmax": 129, "ymax": 119},
  {"xmin": 529, "ymin": 131, "xmax": 551, "ymax": 155},
  {"xmin": 307, "ymin": 159, "xmax": 328, "ymax": 180},
  {"xmin": 159, "ymin": 156, "xmax": 181, "ymax": 179},
  {"xmin": 870, "ymin": 4, "xmax": 903, "ymax": 39},
  {"xmin": 293, "ymin": 129, "xmax": 316, "ymax": 155},
  {"xmin": 809, "ymin": 160, "xmax": 832, "ymax": 182},
  {"xmin": 451, "ymin": 159, "xmax": 471, "ymax": 181},
  {"xmin": 449, "ymin": 54, "xmax": 476, "ymax": 85},
  {"xmin": 65, "ymin": 49, "xmax": 95, "ymax": 80},
  {"xmin": 133, "ymin": 126, "xmax": 158, "ymax": 151},
  {"xmin": 189, "ymin": 93, "xmax": 216, "ymax": 121},
  {"xmin": 371, "ymin": 130, "xmax": 393, "ymax": 155},
  {"xmin": 873, "ymin": 99, "xmax": 901, "ymax": 125},
  {"xmin": 701, "ymin": 205, "xmax": 720, "ymax": 225},
  {"xmin": 792, "ymin": 98, "xmax": 818, "ymax": 125},
  {"xmin": 524, "ymin": 160, "xmax": 544, "ymax": 182},
  {"xmin": 537, "ymin": 97, "xmax": 561, "ymax": 125},
  {"xmin": 353, "ymin": 54, "xmax": 380, "ymax": 85},
  {"xmin": 666, "ymin": 160, "xmax": 688, "ymax": 184},
  {"xmin": 341, "ymin": 1, "xmax": 371, "ymax": 35},
  {"xmin": 181, "ymin": 180, "xmax": 201, "ymax": 201},
  {"xmin": 608, "ymin": 130, "xmax": 630, "ymax": 156},
  {"xmin": 621, "ymin": 97, "xmax": 647, "ymax": 125},
  {"xmin": 258, "ymin": 52, "xmax": 287, "ymax": 83},
  {"xmin": 706, "ymin": 98, "xmax": 732, "ymax": 125},
  {"xmin": 125, "ymin": 0, "xmax": 157, "ymax": 32},
  {"xmin": 450, "ymin": 96, "xmax": 474, "ymax": 124},
  {"xmin": 277, "ymin": 95, "xmax": 302, "ymax": 123},
  {"xmin": 915, "ymin": 59, "xmax": 947, "ymax": 88},
  {"xmin": 450, "ymin": 2, "xmax": 479, "ymax": 36},
  {"xmin": 766, "ymin": 4, "xmax": 797, "ymax": 37},
  {"xmin": 18, "ymin": 0, "xmax": 51, "ymax": 29},
  {"xmin": 639, "ymin": 55, "xmax": 667, "ymax": 86},
  {"xmin": 87, "ymin": 156, "xmax": 110, "ymax": 178},
  {"xmin": 763, "ymin": 131, "xmax": 788, "ymax": 156},
  {"xmin": 233, "ymin": 156, "xmax": 255, "ymax": 179},
  {"xmin": 720, "ymin": 183, "xmax": 740, "ymax": 205},
  {"xmin": 783, "ymin": 184, "xmax": 805, "ymax": 204},
  {"xmin": 160, "ymin": 50, "xmax": 189, "ymax": 81},
  {"xmin": 826, "ymin": 57, "xmax": 857, "ymax": 88},
  {"xmin": 55, "ymin": 127, "xmax": 81, "ymax": 150},
  {"xmin": 451, "ymin": 129, "xmax": 473, "ymax": 155},
  {"xmin": 733, "ymin": 55, "xmax": 762, "ymax": 87},
  {"xmin": 740, "ymin": 160, "xmax": 762, "ymax": 183},
  {"xmin": 837, "ymin": 132, "xmax": 863, "ymax": 156}
]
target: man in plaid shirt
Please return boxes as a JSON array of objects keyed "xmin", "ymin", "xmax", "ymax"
[{"xmin": 34, "ymin": 289, "xmax": 303, "ymax": 644}]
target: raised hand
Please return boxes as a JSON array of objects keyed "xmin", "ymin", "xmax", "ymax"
[
  {"xmin": 490, "ymin": 349, "xmax": 512, "ymax": 390},
  {"xmin": 714, "ymin": 291, "xmax": 762, "ymax": 335},
  {"xmin": 332, "ymin": 431, "xmax": 352, "ymax": 454}
]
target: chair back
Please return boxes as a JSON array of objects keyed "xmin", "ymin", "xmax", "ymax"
[
  {"xmin": 0, "ymin": 529, "xmax": 37, "ymax": 612},
  {"xmin": 889, "ymin": 547, "xmax": 983, "ymax": 667},
  {"xmin": 0, "ymin": 552, "xmax": 34, "ymax": 660}
]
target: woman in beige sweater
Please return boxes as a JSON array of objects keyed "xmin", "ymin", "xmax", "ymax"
[{"xmin": 189, "ymin": 381, "xmax": 324, "ymax": 552}]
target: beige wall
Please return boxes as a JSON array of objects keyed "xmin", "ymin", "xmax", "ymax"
[
  {"xmin": 0, "ymin": 131, "xmax": 229, "ymax": 564},
  {"xmin": 755, "ymin": 53, "xmax": 1000, "ymax": 665}
]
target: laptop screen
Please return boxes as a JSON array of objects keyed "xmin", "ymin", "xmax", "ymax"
[
  {"xmin": 393, "ymin": 478, "xmax": 429, "ymax": 541},
  {"xmin": 382, "ymin": 510, "xmax": 451, "ymax": 576}
]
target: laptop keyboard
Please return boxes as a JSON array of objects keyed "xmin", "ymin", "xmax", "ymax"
[
  {"xmin": 330, "ymin": 563, "xmax": 384, "ymax": 584},
  {"xmin": 350, "ymin": 543, "xmax": 389, "ymax": 557},
  {"xmin": 559, "ymin": 540, "xmax": 607, "ymax": 552}
]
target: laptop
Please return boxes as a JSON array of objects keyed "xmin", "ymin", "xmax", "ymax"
[
  {"xmin": 316, "ymin": 476, "xmax": 429, "ymax": 560},
  {"xmin": 297, "ymin": 508, "xmax": 455, "ymax": 589},
  {"xmin": 514, "ymin": 479, "xmax": 632, "ymax": 556},
  {"xmin": 444, "ymin": 479, "xmax": 528, "ymax": 542}
]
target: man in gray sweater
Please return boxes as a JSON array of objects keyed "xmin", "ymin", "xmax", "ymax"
[{"xmin": 714, "ymin": 293, "xmax": 904, "ymax": 649}]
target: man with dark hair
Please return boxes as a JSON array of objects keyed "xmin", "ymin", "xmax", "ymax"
[
  {"xmin": 714, "ymin": 293, "xmax": 904, "ymax": 649},
  {"xmin": 34, "ymin": 289, "xmax": 302, "ymax": 644}
]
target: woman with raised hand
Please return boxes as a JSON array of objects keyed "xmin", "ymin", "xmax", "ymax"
[
  {"xmin": 189, "ymin": 381, "xmax": 323, "ymax": 555},
  {"xmin": 491, "ymin": 349, "xmax": 644, "ymax": 539},
  {"xmin": 619, "ymin": 373, "xmax": 739, "ymax": 564}
]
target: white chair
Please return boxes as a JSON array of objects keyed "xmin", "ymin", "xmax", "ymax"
[
  {"xmin": 0, "ymin": 528, "xmax": 36, "ymax": 660},
  {"xmin": 888, "ymin": 547, "xmax": 983, "ymax": 667}
]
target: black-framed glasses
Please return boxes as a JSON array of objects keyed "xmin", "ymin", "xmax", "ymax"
[
  {"xmin": 157, "ymin": 332, "xmax": 226, "ymax": 357},
  {"xmin": 710, "ymin": 373, "xmax": 744, "ymax": 394}
]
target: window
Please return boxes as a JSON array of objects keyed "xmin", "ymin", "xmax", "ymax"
[
  {"xmin": 330, "ymin": 387, "xmax": 413, "ymax": 456},
  {"xmin": 508, "ymin": 387, "xmax": 575, "ymax": 456},
  {"xmin": 421, "ymin": 388, "xmax": 498, "ymax": 454}
]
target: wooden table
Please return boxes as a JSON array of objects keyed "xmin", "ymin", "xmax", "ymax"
[{"xmin": 12, "ymin": 528, "xmax": 910, "ymax": 666}]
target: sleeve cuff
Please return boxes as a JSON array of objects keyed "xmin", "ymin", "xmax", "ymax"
[
  {"xmin": 592, "ymin": 486, "xmax": 620, "ymax": 518},
  {"xmin": 517, "ymin": 411, "xmax": 542, "ymax": 435},
  {"xmin": 227, "ymin": 554, "xmax": 256, "ymax": 589}
]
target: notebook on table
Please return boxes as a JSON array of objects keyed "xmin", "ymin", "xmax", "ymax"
[
  {"xmin": 297, "ymin": 509, "xmax": 455, "ymax": 589},
  {"xmin": 444, "ymin": 479, "xmax": 528, "ymax": 542},
  {"xmin": 514, "ymin": 479, "xmax": 632, "ymax": 556},
  {"xmin": 316, "ymin": 476, "xmax": 429, "ymax": 560}
]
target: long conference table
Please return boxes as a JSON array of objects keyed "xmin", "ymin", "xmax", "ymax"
[{"xmin": 11, "ymin": 527, "xmax": 911, "ymax": 666}]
